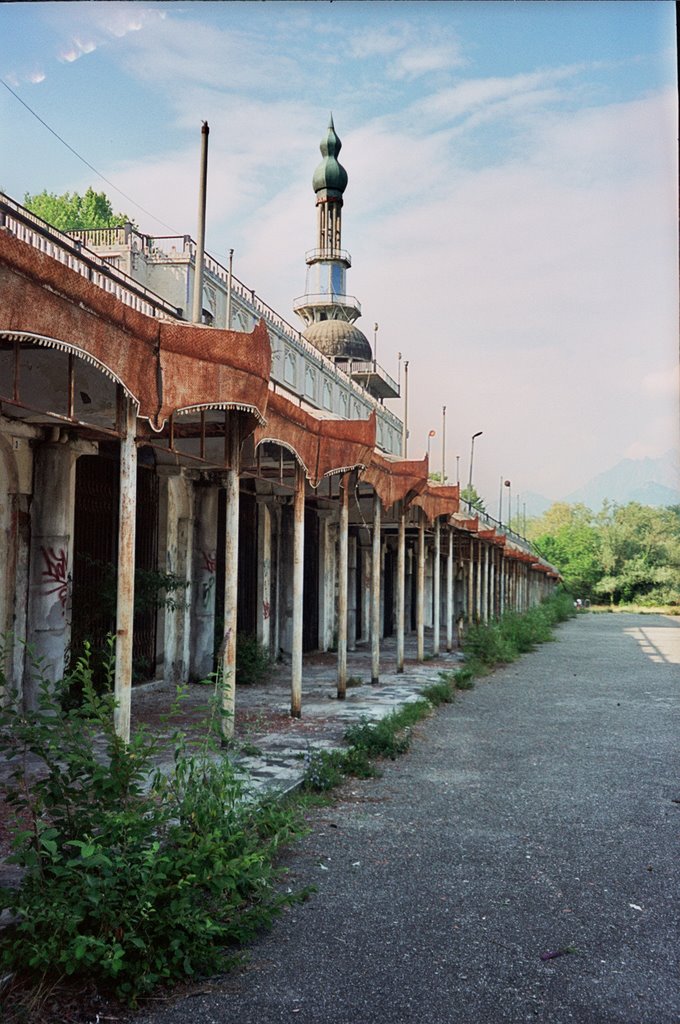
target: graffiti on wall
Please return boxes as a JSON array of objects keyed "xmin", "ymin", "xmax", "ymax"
[
  {"xmin": 41, "ymin": 546, "xmax": 70, "ymax": 611},
  {"xmin": 201, "ymin": 549, "xmax": 216, "ymax": 608}
]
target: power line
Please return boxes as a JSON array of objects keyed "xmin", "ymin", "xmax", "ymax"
[{"xmin": 1, "ymin": 78, "xmax": 181, "ymax": 234}]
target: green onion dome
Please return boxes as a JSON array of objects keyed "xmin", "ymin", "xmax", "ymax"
[{"xmin": 312, "ymin": 115, "xmax": 348, "ymax": 197}]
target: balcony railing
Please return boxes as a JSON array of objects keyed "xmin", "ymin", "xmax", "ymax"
[
  {"xmin": 292, "ymin": 292, "xmax": 361, "ymax": 315},
  {"xmin": 305, "ymin": 246, "xmax": 351, "ymax": 266},
  {"xmin": 0, "ymin": 196, "xmax": 181, "ymax": 320}
]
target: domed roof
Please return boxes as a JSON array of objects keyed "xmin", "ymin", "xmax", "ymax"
[
  {"xmin": 303, "ymin": 320, "xmax": 372, "ymax": 361},
  {"xmin": 312, "ymin": 115, "xmax": 348, "ymax": 197}
]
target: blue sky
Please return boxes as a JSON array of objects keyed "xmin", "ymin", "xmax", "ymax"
[{"xmin": 1, "ymin": 1, "xmax": 677, "ymax": 504}]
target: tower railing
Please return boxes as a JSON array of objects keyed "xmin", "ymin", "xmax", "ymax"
[
  {"xmin": 305, "ymin": 246, "xmax": 351, "ymax": 266},
  {"xmin": 292, "ymin": 292, "xmax": 362, "ymax": 315}
]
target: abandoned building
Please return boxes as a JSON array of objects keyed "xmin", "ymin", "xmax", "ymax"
[{"xmin": 0, "ymin": 119, "xmax": 559, "ymax": 740}]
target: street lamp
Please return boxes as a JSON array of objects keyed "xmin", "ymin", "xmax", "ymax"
[
  {"xmin": 504, "ymin": 479, "xmax": 511, "ymax": 527},
  {"xmin": 441, "ymin": 405, "xmax": 446, "ymax": 483},
  {"xmin": 427, "ymin": 429, "xmax": 436, "ymax": 461},
  {"xmin": 373, "ymin": 322, "xmax": 379, "ymax": 370},
  {"xmin": 467, "ymin": 430, "xmax": 483, "ymax": 501},
  {"xmin": 402, "ymin": 360, "xmax": 409, "ymax": 456}
]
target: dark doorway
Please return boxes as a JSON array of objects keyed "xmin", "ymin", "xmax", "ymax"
[
  {"xmin": 383, "ymin": 545, "xmax": 395, "ymax": 637},
  {"xmin": 303, "ymin": 507, "xmax": 319, "ymax": 652},
  {"xmin": 71, "ymin": 449, "xmax": 159, "ymax": 682}
]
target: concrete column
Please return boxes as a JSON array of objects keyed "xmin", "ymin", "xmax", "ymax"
[
  {"xmin": 446, "ymin": 526, "xmax": 453, "ymax": 652},
  {"xmin": 396, "ymin": 505, "xmax": 405, "ymax": 673},
  {"xmin": 256, "ymin": 500, "xmax": 272, "ymax": 654},
  {"xmin": 483, "ymin": 544, "xmax": 489, "ymax": 622},
  {"xmin": 191, "ymin": 482, "xmax": 219, "ymax": 681},
  {"xmin": 337, "ymin": 475, "xmax": 349, "ymax": 698},
  {"xmin": 417, "ymin": 510, "xmax": 425, "ymax": 661},
  {"xmin": 371, "ymin": 492, "xmax": 381, "ymax": 684},
  {"xmin": 348, "ymin": 534, "xmax": 357, "ymax": 651},
  {"xmin": 114, "ymin": 400, "xmax": 138, "ymax": 742},
  {"xmin": 0, "ymin": 433, "xmax": 31, "ymax": 701},
  {"xmin": 318, "ymin": 511, "xmax": 336, "ymax": 652},
  {"xmin": 475, "ymin": 539, "xmax": 483, "ymax": 623},
  {"xmin": 157, "ymin": 468, "xmax": 193, "ymax": 688},
  {"xmin": 25, "ymin": 439, "xmax": 79, "ymax": 708},
  {"xmin": 291, "ymin": 461, "xmax": 305, "ymax": 717},
  {"xmin": 273, "ymin": 502, "xmax": 282, "ymax": 659},
  {"xmin": 218, "ymin": 424, "xmax": 240, "ymax": 740},
  {"xmin": 433, "ymin": 518, "xmax": 441, "ymax": 656},
  {"xmin": 467, "ymin": 539, "xmax": 475, "ymax": 625},
  {"xmin": 361, "ymin": 543, "xmax": 371, "ymax": 643}
]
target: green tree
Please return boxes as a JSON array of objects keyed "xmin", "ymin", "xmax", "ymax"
[
  {"xmin": 459, "ymin": 485, "xmax": 486, "ymax": 513},
  {"xmin": 594, "ymin": 502, "xmax": 680, "ymax": 604},
  {"xmin": 527, "ymin": 503, "xmax": 601, "ymax": 597},
  {"xmin": 24, "ymin": 187, "xmax": 132, "ymax": 231}
]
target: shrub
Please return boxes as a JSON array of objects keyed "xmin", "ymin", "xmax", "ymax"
[
  {"xmin": 0, "ymin": 642, "xmax": 303, "ymax": 1005},
  {"xmin": 236, "ymin": 633, "xmax": 272, "ymax": 685}
]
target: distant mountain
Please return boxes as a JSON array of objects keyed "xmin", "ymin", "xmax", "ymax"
[
  {"xmin": 563, "ymin": 450, "xmax": 680, "ymax": 509},
  {"xmin": 521, "ymin": 491, "xmax": 556, "ymax": 518}
]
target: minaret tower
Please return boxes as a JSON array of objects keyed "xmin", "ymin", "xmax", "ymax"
[{"xmin": 293, "ymin": 116, "xmax": 373, "ymax": 363}]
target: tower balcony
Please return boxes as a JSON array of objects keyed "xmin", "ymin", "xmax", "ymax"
[
  {"xmin": 293, "ymin": 292, "xmax": 361, "ymax": 323},
  {"xmin": 343, "ymin": 360, "xmax": 400, "ymax": 401},
  {"xmin": 305, "ymin": 247, "xmax": 351, "ymax": 267}
]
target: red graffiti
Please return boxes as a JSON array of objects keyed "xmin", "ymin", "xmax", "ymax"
[
  {"xmin": 262, "ymin": 600, "xmax": 270, "ymax": 620},
  {"xmin": 41, "ymin": 546, "xmax": 69, "ymax": 608},
  {"xmin": 202, "ymin": 549, "xmax": 216, "ymax": 573}
]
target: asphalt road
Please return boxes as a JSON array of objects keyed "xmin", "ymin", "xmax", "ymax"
[{"xmin": 137, "ymin": 612, "xmax": 680, "ymax": 1024}]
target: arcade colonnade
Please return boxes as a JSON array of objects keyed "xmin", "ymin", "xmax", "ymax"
[{"xmin": 0, "ymin": 221, "xmax": 558, "ymax": 740}]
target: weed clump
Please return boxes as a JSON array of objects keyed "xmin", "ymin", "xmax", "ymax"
[{"xmin": 0, "ymin": 640, "xmax": 304, "ymax": 1007}]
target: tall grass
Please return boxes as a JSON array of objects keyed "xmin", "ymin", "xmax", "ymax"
[{"xmin": 461, "ymin": 592, "xmax": 576, "ymax": 674}]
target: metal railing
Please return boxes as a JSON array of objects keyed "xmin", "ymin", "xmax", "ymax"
[
  {"xmin": 0, "ymin": 196, "xmax": 181, "ymax": 320},
  {"xmin": 347, "ymin": 360, "xmax": 399, "ymax": 396},
  {"xmin": 292, "ymin": 291, "xmax": 361, "ymax": 315},
  {"xmin": 14, "ymin": 208, "xmax": 404, "ymax": 446},
  {"xmin": 305, "ymin": 246, "xmax": 351, "ymax": 265}
]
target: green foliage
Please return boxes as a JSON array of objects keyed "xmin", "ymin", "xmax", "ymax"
[
  {"xmin": 527, "ymin": 501, "xmax": 680, "ymax": 605},
  {"xmin": 422, "ymin": 678, "xmax": 456, "ymax": 705},
  {"xmin": 236, "ymin": 633, "xmax": 272, "ymax": 685},
  {"xmin": 439, "ymin": 667, "xmax": 476, "ymax": 690},
  {"xmin": 301, "ymin": 702, "xmax": 435, "ymax": 794},
  {"xmin": 0, "ymin": 642, "xmax": 304, "ymax": 1005},
  {"xmin": 23, "ymin": 187, "xmax": 132, "ymax": 232},
  {"xmin": 459, "ymin": 485, "xmax": 486, "ymax": 513},
  {"xmin": 460, "ymin": 593, "xmax": 576, "ymax": 674}
]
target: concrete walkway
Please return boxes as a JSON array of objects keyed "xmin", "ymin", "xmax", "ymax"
[{"xmin": 137, "ymin": 612, "xmax": 680, "ymax": 1024}]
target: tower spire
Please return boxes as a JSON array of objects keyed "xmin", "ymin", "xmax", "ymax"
[{"xmin": 293, "ymin": 118, "xmax": 372, "ymax": 363}]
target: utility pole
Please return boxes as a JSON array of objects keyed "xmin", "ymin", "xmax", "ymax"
[{"xmin": 192, "ymin": 121, "xmax": 209, "ymax": 325}]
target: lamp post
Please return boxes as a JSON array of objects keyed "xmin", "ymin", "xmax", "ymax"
[
  {"xmin": 456, "ymin": 455, "xmax": 460, "ymax": 487},
  {"xmin": 467, "ymin": 430, "xmax": 483, "ymax": 504},
  {"xmin": 504, "ymin": 479, "xmax": 511, "ymax": 528},
  {"xmin": 402, "ymin": 360, "xmax": 409, "ymax": 456},
  {"xmin": 441, "ymin": 405, "xmax": 446, "ymax": 483},
  {"xmin": 427, "ymin": 429, "xmax": 436, "ymax": 463},
  {"xmin": 373, "ymin": 322, "xmax": 379, "ymax": 370}
]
